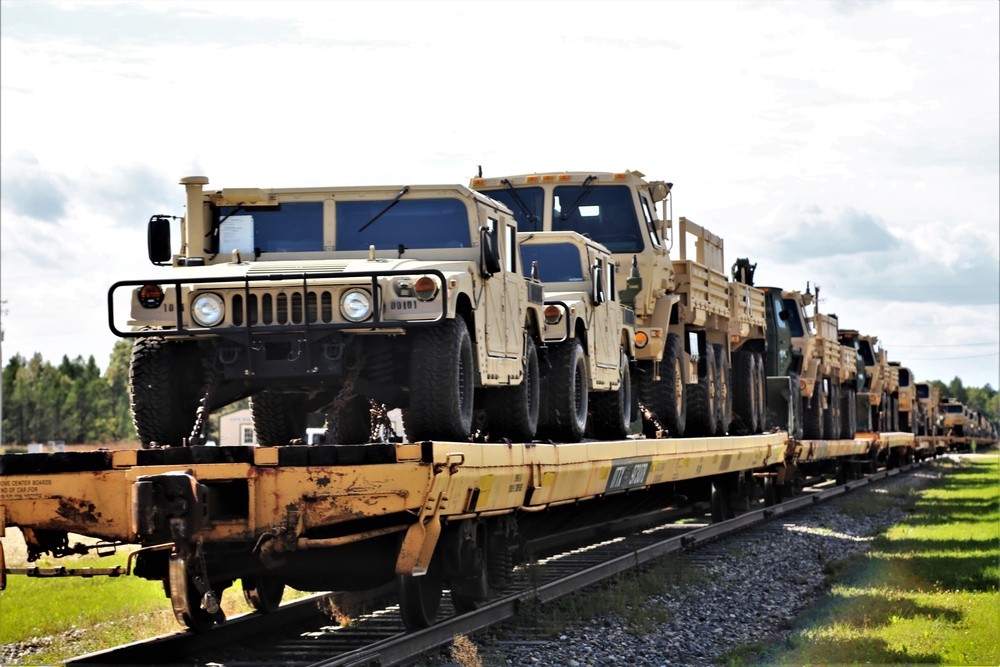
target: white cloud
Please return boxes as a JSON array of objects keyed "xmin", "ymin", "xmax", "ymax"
[{"xmin": 1, "ymin": 0, "xmax": 997, "ymax": 389}]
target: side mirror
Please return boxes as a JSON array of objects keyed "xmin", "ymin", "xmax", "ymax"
[
  {"xmin": 480, "ymin": 227, "xmax": 501, "ymax": 277},
  {"xmin": 148, "ymin": 216, "xmax": 172, "ymax": 265},
  {"xmin": 593, "ymin": 265, "xmax": 606, "ymax": 304}
]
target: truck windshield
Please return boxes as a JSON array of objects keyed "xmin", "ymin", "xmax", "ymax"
[
  {"xmin": 857, "ymin": 341, "xmax": 876, "ymax": 366},
  {"xmin": 553, "ymin": 185, "xmax": 643, "ymax": 252},
  {"xmin": 480, "ymin": 187, "xmax": 544, "ymax": 232},
  {"xmin": 336, "ymin": 198, "xmax": 471, "ymax": 250},
  {"xmin": 781, "ymin": 298, "xmax": 806, "ymax": 337},
  {"xmin": 944, "ymin": 404, "xmax": 963, "ymax": 413},
  {"xmin": 520, "ymin": 243, "xmax": 585, "ymax": 282},
  {"xmin": 917, "ymin": 385, "xmax": 929, "ymax": 399}
]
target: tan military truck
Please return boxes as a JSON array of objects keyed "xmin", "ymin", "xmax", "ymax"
[
  {"xmin": 914, "ymin": 381, "xmax": 940, "ymax": 437},
  {"xmin": 938, "ymin": 399, "xmax": 970, "ymax": 443},
  {"xmin": 759, "ymin": 285, "xmax": 857, "ymax": 440},
  {"xmin": 838, "ymin": 330, "xmax": 897, "ymax": 432},
  {"xmin": 890, "ymin": 363, "xmax": 916, "ymax": 432},
  {"xmin": 519, "ymin": 230, "xmax": 636, "ymax": 441},
  {"xmin": 111, "ymin": 177, "xmax": 545, "ymax": 447},
  {"xmin": 472, "ymin": 170, "xmax": 766, "ymax": 438}
]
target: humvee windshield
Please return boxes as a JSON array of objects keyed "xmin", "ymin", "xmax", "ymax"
[
  {"xmin": 917, "ymin": 385, "xmax": 930, "ymax": 399},
  {"xmin": 217, "ymin": 202, "xmax": 324, "ymax": 253},
  {"xmin": 520, "ymin": 243, "xmax": 585, "ymax": 283},
  {"xmin": 336, "ymin": 198, "xmax": 471, "ymax": 250},
  {"xmin": 944, "ymin": 404, "xmax": 963, "ymax": 414}
]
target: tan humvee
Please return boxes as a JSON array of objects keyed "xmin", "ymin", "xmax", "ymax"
[
  {"xmin": 111, "ymin": 177, "xmax": 544, "ymax": 447},
  {"xmin": 519, "ymin": 230, "xmax": 636, "ymax": 441},
  {"xmin": 472, "ymin": 170, "xmax": 766, "ymax": 438}
]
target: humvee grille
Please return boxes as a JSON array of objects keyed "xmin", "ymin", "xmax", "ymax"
[{"xmin": 232, "ymin": 289, "xmax": 337, "ymax": 326}]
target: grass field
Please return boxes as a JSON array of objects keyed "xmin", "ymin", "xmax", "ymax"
[{"xmin": 743, "ymin": 453, "xmax": 1000, "ymax": 666}]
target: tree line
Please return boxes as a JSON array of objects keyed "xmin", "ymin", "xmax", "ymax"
[{"xmin": 1, "ymin": 342, "xmax": 998, "ymax": 445}]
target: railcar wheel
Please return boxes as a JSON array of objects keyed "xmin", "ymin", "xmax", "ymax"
[
  {"xmin": 130, "ymin": 331, "xmax": 204, "ymax": 448},
  {"xmin": 242, "ymin": 577, "xmax": 285, "ymax": 613},
  {"xmin": 541, "ymin": 338, "xmax": 589, "ymax": 442},
  {"xmin": 397, "ymin": 573, "xmax": 444, "ymax": 631},
  {"xmin": 168, "ymin": 555, "xmax": 226, "ymax": 632},
  {"xmin": 591, "ymin": 349, "xmax": 632, "ymax": 440},
  {"xmin": 687, "ymin": 350, "xmax": 717, "ymax": 437},
  {"xmin": 252, "ymin": 390, "xmax": 307, "ymax": 446},
  {"xmin": 710, "ymin": 478, "xmax": 735, "ymax": 522},
  {"xmin": 484, "ymin": 337, "xmax": 540, "ymax": 442},
  {"xmin": 763, "ymin": 476, "xmax": 779, "ymax": 507},
  {"xmin": 451, "ymin": 591, "xmax": 484, "ymax": 615},
  {"xmin": 404, "ymin": 317, "xmax": 475, "ymax": 442},
  {"xmin": 731, "ymin": 349, "xmax": 757, "ymax": 434}
]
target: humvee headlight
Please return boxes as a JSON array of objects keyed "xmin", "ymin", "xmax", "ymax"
[
  {"xmin": 544, "ymin": 305, "xmax": 563, "ymax": 325},
  {"xmin": 340, "ymin": 289, "xmax": 372, "ymax": 322},
  {"xmin": 634, "ymin": 331, "xmax": 649, "ymax": 349},
  {"xmin": 191, "ymin": 293, "xmax": 225, "ymax": 327},
  {"xmin": 138, "ymin": 284, "xmax": 164, "ymax": 309},
  {"xmin": 414, "ymin": 276, "xmax": 438, "ymax": 301}
]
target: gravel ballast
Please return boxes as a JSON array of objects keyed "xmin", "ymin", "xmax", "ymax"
[{"xmin": 431, "ymin": 465, "xmax": 944, "ymax": 667}]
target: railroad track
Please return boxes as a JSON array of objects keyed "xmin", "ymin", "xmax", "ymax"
[{"xmin": 67, "ymin": 462, "xmax": 924, "ymax": 667}]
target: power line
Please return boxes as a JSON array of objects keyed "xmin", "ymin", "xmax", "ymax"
[
  {"xmin": 891, "ymin": 341, "xmax": 999, "ymax": 348},
  {"xmin": 904, "ymin": 352, "xmax": 1000, "ymax": 360}
]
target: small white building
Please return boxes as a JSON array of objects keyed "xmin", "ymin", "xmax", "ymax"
[{"xmin": 219, "ymin": 408, "xmax": 257, "ymax": 446}]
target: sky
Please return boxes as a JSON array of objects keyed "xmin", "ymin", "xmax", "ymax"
[{"xmin": 1, "ymin": 0, "xmax": 998, "ymax": 390}]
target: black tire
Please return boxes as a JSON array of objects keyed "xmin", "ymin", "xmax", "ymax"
[
  {"xmin": 802, "ymin": 381, "xmax": 824, "ymax": 440},
  {"xmin": 890, "ymin": 396, "xmax": 900, "ymax": 432},
  {"xmin": 252, "ymin": 391, "xmax": 307, "ymax": 446},
  {"xmin": 540, "ymin": 339, "xmax": 588, "ymax": 442},
  {"xmin": 404, "ymin": 318, "xmax": 475, "ymax": 442},
  {"xmin": 841, "ymin": 387, "xmax": 857, "ymax": 439},
  {"xmin": 710, "ymin": 478, "xmax": 735, "ymax": 522},
  {"xmin": 713, "ymin": 345, "xmax": 730, "ymax": 436},
  {"xmin": 591, "ymin": 349, "xmax": 632, "ymax": 440},
  {"xmin": 397, "ymin": 573, "xmax": 443, "ymax": 631},
  {"xmin": 484, "ymin": 337, "xmax": 540, "ymax": 442},
  {"xmin": 242, "ymin": 577, "xmax": 285, "ymax": 613},
  {"xmin": 326, "ymin": 394, "xmax": 372, "ymax": 445},
  {"xmin": 824, "ymin": 381, "xmax": 841, "ymax": 440},
  {"xmin": 129, "ymin": 332, "xmax": 204, "ymax": 448},
  {"xmin": 731, "ymin": 349, "xmax": 757, "ymax": 435},
  {"xmin": 753, "ymin": 353, "xmax": 767, "ymax": 433},
  {"xmin": 638, "ymin": 333, "xmax": 687, "ymax": 437},
  {"xmin": 686, "ymin": 349, "xmax": 717, "ymax": 437}
]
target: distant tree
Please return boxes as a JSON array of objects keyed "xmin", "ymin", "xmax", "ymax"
[{"xmin": 946, "ymin": 377, "xmax": 968, "ymax": 404}]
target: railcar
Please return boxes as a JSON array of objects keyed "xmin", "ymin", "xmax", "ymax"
[{"xmin": 0, "ymin": 429, "xmax": 917, "ymax": 631}]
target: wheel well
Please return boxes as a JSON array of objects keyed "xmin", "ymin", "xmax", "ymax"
[{"xmin": 454, "ymin": 292, "xmax": 474, "ymax": 332}]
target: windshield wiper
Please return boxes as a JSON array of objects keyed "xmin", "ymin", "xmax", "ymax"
[
  {"xmin": 558, "ymin": 175, "xmax": 597, "ymax": 221},
  {"xmin": 501, "ymin": 178, "xmax": 539, "ymax": 228},
  {"xmin": 358, "ymin": 186, "xmax": 410, "ymax": 233}
]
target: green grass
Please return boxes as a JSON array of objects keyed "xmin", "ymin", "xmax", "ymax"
[
  {"xmin": 728, "ymin": 454, "xmax": 1000, "ymax": 666},
  {"xmin": 0, "ymin": 548, "xmax": 270, "ymax": 664}
]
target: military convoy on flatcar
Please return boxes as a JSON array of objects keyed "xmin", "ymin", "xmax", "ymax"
[{"xmin": 1, "ymin": 171, "xmax": 995, "ymax": 636}]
